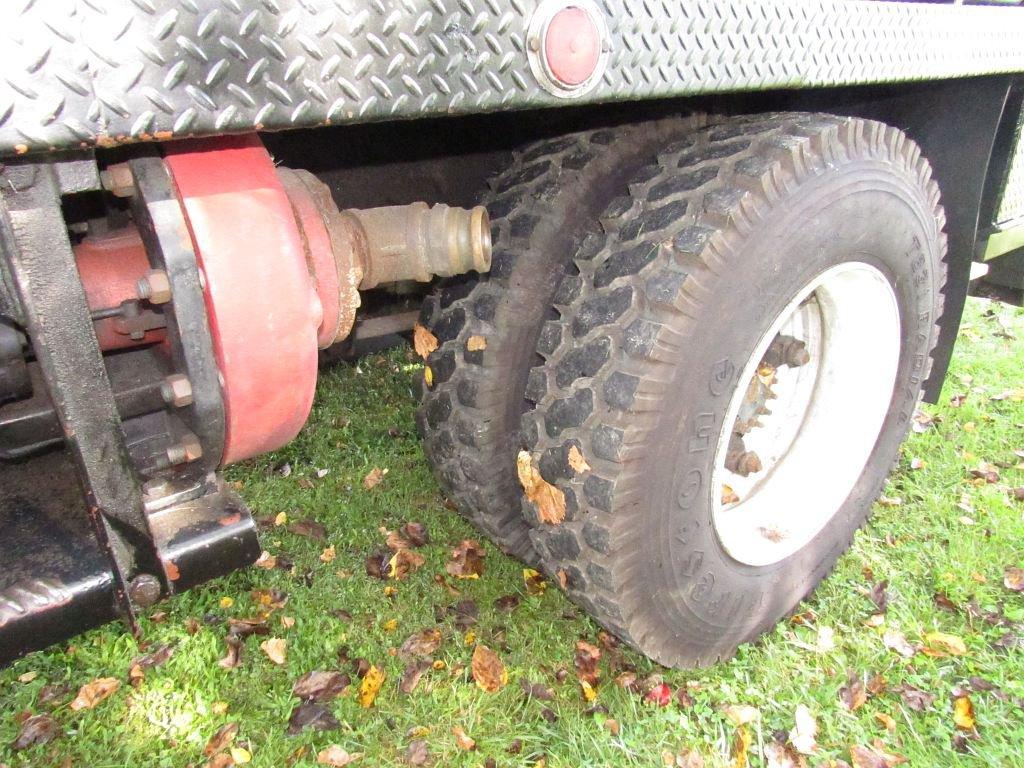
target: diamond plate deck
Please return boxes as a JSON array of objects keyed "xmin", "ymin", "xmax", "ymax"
[
  {"xmin": 996, "ymin": 115, "xmax": 1024, "ymax": 227},
  {"xmin": 2, "ymin": 0, "xmax": 1024, "ymax": 155}
]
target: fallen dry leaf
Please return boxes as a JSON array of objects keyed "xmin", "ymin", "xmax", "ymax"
[
  {"xmin": 892, "ymin": 684, "xmax": 936, "ymax": 712},
  {"xmin": 516, "ymin": 450, "xmax": 566, "ymax": 524},
  {"xmin": 721, "ymin": 484, "xmax": 740, "ymax": 505},
  {"xmin": 882, "ymin": 630, "xmax": 917, "ymax": 658},
  {"xmin": 288, "ymin": 518, "xmax": 327, "ymax": 540},
  {"xmin": 731, "ymin": 724, "xmax": 752, "ymax": 768},
  {"xmin": 203, "ymin": 722, "xmax": 239, "ymax": 757},
  {"xmin": 389, "ymin": 548, "xmax": 426, "ymax": 580},
  {"xmin": 320, "ymin": 545, "xmax": 336, "ymax": 563},
  {"xmin": 645, "ymin": 682, "xmax": 671, "ymax": 707},
  {"xmin": 567, "ymin": 445, "xmax": 591, "ymax": 473},
  {"xmin": 466, "ymin": 335, "xmax": 487, "ymax": 352},
  {"xmin": 69, "ymin": 677, "xmax": 120, "ymax": 710},
  {"xmin": 287, "ymin": 702, "xmax": 340, "ymax": 735},
  {"xmin": 357, "ymin": 665, "xmax": 385, "ymax": 708},
  {"xmin": 399, "ymin": 660, "xmax": 430, "ymax": 694},
  {"xmin": 790, "ymin": 704, "xmax": 818, "ymax": 754},
  {"xmin": 11, "ymin": 713, "xmax": 58, "ymax": 750},
  {"xmin": 399, "ymin": 629, "xmax": 442, "ymax": 659},
  {"xmin": 523, "ymin": 568, "xmax": 547, "ymax": 596},
  {"xmin": 317, "ymin": 746, "xmax": 363, "ymax": 766},
  {"xmin": 412, "ymin": 323, "xmax": 438, "ymax": 359},
  {"xmin": 452, "ymin": 725, "xmax": 476, "ymax": 751},
  {"xmin": 396, "ymin": 521, "xmax": 429, "ymax": 548},
  {"xmin": 292, "ymin": 671, "xmax": 349, "ymax": 702},
  {"xmin": 922, "ymin": 631, "xmax": 967, "ymax": 657},
  {"xmin": 874, "ymin": 712, "xmax": 897, "ymax": 732},
  {"xmin": 1003, "ymin": 566, "xmax": 1024, "ymax": 592},
  {"xmin": 471, "ymin": 644, "xmax": 508, "ymax": 693},
  {"xmin": 254, "ymin": 550, "xmax": 278, "ymax": 569},
  {"xmin": 405, "ymin": 739, "xmax": 429, "ymax": 766},
  {"xmin": 363, "ymin": 467, "xmax": 387, "ymax": 490},
  {"xmin": 840, "ymin": 672, "xmax": 868, "ymax": 711},
  {"xmin": 574, "ymin": 640, "xmax": 601, "ymax": 687},
  {"xmin": 723, "ymin": 704, "xmax": 760, "ymax": 726},
  {"xmin": 953, "ymin": 695, "xmax": 976, "ymax": 730},
  {"xmin": 260, "ymin": 638, "xmax": 287, "ymax": 665},
  {"xmin": 17, "ymin": 671, "xmax": 38, "ymax": 684},
  {"xmin": 446, "ymin": 539, "xmax": 486, "ymax": 579}
]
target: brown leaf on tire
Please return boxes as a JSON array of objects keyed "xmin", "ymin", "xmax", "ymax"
[
  {"xmin": 69, "ymin": 677, "xmax": 120, "ymax": 710},
  {"xmin": 516, "ymin": 450, "xmax": 565, "ymax": 524},
  {"xmin": 412, "ymin": 323, "xmax": 438, "ymax": 359},
  {"xmin": 471, "ymin": 644, "xmax": 508, "ymax": 692},
  {"xmin": 466, "ymin": 335, "xmax": 487, "ymax": 352},
  {"xmin": 11, "ymin": 713, "xmax": 59, "ymax": 750},
  {"xmin": 446, "ymin": 539, "xmax": 486, "ymax": 579}
]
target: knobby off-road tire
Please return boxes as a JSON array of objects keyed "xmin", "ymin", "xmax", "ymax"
[
  {"xmin": 417, "ymin": 116, "xmax": 707, "ymax": 562},
  {"xmin": 520, "ymin": 113, "xmax": 947, "ymax": 667}
]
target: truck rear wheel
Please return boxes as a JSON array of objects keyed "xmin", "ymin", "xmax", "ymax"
[
  {"xmin": 520, "ymin": 113, "xmax": 947, "ymax": 667},
  {"xmin": 417, "ymin": 116, "xmax": 705, "ymax": 561}
]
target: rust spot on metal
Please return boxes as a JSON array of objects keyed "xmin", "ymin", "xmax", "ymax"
[{"xmin": 164, "ymin": 560, "xmax": 181, "ymax": 582}]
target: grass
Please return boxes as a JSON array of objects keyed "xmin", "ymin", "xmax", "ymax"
[{"xmin": 1, "ymin": 297, "xmax": 1022, "ymax": 767}]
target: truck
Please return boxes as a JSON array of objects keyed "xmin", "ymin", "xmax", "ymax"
[{"xmin": 1, "ymin": 0, "xmax": 1023, "ymax": 668}]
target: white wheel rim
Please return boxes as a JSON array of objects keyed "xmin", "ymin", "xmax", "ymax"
[{"xmin": 711, "ymin": 262, "xmax": 901, "ymax": 567}]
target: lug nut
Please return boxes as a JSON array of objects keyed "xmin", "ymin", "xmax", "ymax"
[
  {"xmin": 161, "ymin": 374, "xmax": 193, "ymax": 408},
  {"xmin": 100, "ymin": 163, "xmax": 135, "ymax": 198},
  {"xmin": 166, "ymin": 433, "xmax": 203, "ymax": 465},
  {"xmin": 136, "ymin": 269, "xmax": 172, "ymax": 304},
  {"xmin": 784, "ymin": 341, "xmax": 810, "ymax": 367},
  {"xmin": 127, "ymin": 573, "xmax": 162, "ymax": 607},
  {"xmin": 726, "ymin": 450, "xmax": 763, "ymax": 477}
]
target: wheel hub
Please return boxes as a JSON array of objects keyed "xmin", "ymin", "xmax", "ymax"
[{"xmin": 712, "ymin": 263, "xmax": 901, "ymax": 567}]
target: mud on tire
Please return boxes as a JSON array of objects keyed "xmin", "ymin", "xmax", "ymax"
[
  {"xmin": 416, "ymin": 116, "xmax": 707, "ymax": 561},
  {"xmin": 520, "ymin": 113, "xmax": 948, "ymax": 667}
]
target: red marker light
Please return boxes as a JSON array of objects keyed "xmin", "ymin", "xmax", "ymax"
[{"xmin": 543, "ymin": 6, "xmax": 602, "ymax": 87}]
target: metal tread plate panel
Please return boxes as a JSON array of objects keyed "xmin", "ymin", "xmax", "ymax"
[
  {"xmin": 3, "ymin": 0, "xmax": 1024, "ymax": 154},
  {"xmin": 996, "ymin": 116, "xmax": 1024, "ymax": 226}
]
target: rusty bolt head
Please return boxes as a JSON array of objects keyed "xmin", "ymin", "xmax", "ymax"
[
  {"xmin": 166, "ymin": 433, "xmax": 203, "ymax": 465},
  {"xmin": 736, "ymin": 451, "xmax": 763, "ymax": 477},
  {"xmin": 785, "ymin": 342, "xmax": 810, "ymax": 367},
  {"xmin": 161, "ymin": 374, "xmax": 193, "ymax": 408},
  {"xmin": 100, "ymin": 163, "xmax": 135, "ymax": 198},
  {"xmin": 137, "ymin": 269, "xmax": 171, "ymax": 304},
  {"xmin": 127, "ymin": 573, "xmax": 162, "ymax": 607}
]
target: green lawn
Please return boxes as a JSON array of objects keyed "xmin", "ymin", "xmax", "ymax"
[{"xmin": 1, "ymin": 297, "xmax": 1022, "ymax": 768}]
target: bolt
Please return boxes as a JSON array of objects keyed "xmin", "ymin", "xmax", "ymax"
[
  {"xmin": 161, "ymin": 374, "xmax": 193, "ymax": 408},
  {"xmin": 127, "ymin": 573, "xmax": 162, "ymax": 607},
  {"xmin": 166, "ymin": 433, "xmax": 203, "ymax": 465},
  {"xmin": 726, "ymin": 450, "xmax": 763, "ymax": 477},
  {"xmin": 784, "ymin": 340, "xmax": 810, "ymax": 367},
  {"xmin": 136, "ymin": 269, "xmax": 172, "ymax": 304},
  {"xmin": 100, "ymin": 163, "xmax": 135, "ymax": 198}
]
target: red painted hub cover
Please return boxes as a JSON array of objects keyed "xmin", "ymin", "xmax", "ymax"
[{"xmin": 543, "ymin": 6, "xmax": 601, "ymax": 87}]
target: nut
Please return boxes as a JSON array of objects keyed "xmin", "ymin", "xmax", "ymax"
[
  {"xmin": 127, "ymin": 573, "xmax": 162, "ymax": 607},
  {"xmin": 161, "ymin": 374, "xmax": 193, "ymax": 408},
  {"xmin": 166, "ymin": 433, "xmax": 203, "ymax": 465},
  {"xmin": 100, "ymin": 163, "xmax": 134, "ymax": 198},
  {"xmin": 137, "ymin": 269, "xmax": 172, "ymax": 304},
  {"xmin": 784, "ymin": 340, "xmax": 810, "ymax": 367}
]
